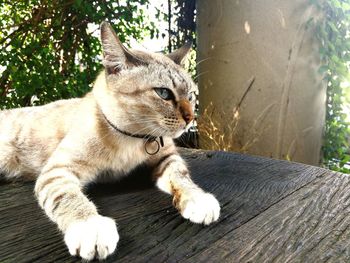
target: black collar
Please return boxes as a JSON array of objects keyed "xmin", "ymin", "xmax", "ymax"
[{"xmin": 102, "ymin": 113, "xmax": 164, "ymax": 154}]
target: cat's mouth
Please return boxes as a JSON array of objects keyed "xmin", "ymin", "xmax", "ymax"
[
  {"xmin": 173, "ymin": 129, "xmax": 186, "ymax": 138},
  {"xmin": 170, "ymin": 122, "xmax": 193, "ymax": 139}
]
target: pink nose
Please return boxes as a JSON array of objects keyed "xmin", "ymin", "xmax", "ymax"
[
  {"xmin": 179, "ymin": 99, "xmax": 194, "ymax": 124},
  {"xmin": 182, "ymin": 111, "xmax": 193, "ymax": 124}
]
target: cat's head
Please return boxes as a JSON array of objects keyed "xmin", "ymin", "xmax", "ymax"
[{"xmin": 95, "ymin": 22, "xmax": 197, "ymax": 139}]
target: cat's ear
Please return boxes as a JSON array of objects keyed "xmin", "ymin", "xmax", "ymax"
[
  {"xmin": 167, "ymin": 41, "xmax": 192, "ymax": 65},
  {"xmin": 100, "ymin": 22, "xmax": 146, "ymax": 74}
]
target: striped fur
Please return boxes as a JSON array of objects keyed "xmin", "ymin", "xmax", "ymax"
[{"xmin": 0, "ymin": 22, "xmax": 220, "ymax": 260}]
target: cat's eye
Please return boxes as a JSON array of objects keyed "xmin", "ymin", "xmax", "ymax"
[
  {"xmin": 188, "ymin": 92, "xmax": 195, "ymax": 101},
  {"xmin": 154, "ymin": 87, "xmax": 174, "ymax": 100}
]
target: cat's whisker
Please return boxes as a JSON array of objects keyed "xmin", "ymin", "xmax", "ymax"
[
  {"xmin": 96, "ymin": 118, "xmax": 159, "ymax": 142},
  {"xmin": 148, "ymin": 126, "xmax": 165, "ymax": 137},
  {"xmin": 109, "ymin": 116, "xmax": 160, "ymax": 123},
  {"xmin": 193, "ymin": 70, "xmax": 209, "ymax": 80},
  {"xmin": 130, "ymin": 126, "xmax": 157, "ymax": 137},
  {"xmin": 196, "ymin": 56, "xmax": 212, "ymax": 66},
  {"xmin": 179, "ymin": 135, "xmax": 186, "ymax": 146},
  {"xmin": 141, "ymin": 127, "xmax": 160, "ymax": 147},
  {"xmin": 106, "ymin": 117, "xmax": 159, "ymax": 127}
]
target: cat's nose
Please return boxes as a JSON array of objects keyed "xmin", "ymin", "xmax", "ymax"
[
  {"xmin": 182, "ymin": 111, "xmax": 194, "ymax": 124},
  {"xmin": 178, "ymin": 99, "xmax": 194, "ymax": 125}
]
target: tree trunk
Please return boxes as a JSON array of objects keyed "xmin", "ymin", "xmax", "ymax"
[{"xmin": 197, "ymin": 0, "xmax": 326, "ymax": 165}]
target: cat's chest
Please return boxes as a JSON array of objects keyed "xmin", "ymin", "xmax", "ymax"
[{"xmin": 100, "ymin": 139, "xmax": 149, "ymax": 173}]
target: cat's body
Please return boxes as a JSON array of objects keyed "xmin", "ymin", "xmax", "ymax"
[
  {"xmin": 1, "ymin": 98, "xmax": 82, "ymax": 179},
  {"xmin": 0, "ymin": 22, "xmax": 220, "ymax": 261},
  {"xmin": 0, "ymin": 92, "xmax": 150, "ymax": 181}
]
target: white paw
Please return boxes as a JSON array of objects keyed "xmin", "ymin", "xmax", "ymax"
[
  {"xmin": 64, "ymin": 215, "xmax": 119, "ymax": 261},
  {"xmin": 180, "ymin": 191, "xmax": 221, "ymax": 225}
]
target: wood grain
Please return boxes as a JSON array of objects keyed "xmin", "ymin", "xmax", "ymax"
[{"xmin": 0, "ymin": 149, "xmax": 339, "ymax": 262}]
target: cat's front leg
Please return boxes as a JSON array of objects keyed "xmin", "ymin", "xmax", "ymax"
[
  {"xmin": 153, "ymin": 153, "xmax": 220, "ymax": 225},
  {"xmin": 35, "ymin": 164, "xmax": 119, "ymax": 260}
]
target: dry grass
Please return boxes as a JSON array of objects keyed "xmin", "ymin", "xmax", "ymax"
[{"xmin": 197, "ymin": 102, "xmax": 268, "ymax": 153}]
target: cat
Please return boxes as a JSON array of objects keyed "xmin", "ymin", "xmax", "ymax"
[{"xmin": 0, "ymin": 22, "xmax": 220, "ymax": 260}]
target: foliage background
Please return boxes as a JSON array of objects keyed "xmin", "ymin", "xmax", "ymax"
[
  {"xmin": 310, "ymin": 0, "xmax": 350, "ymax": 173},
  {"xmin": 0, "ymin": 1, "xmax": 150, "ymax": 108},
  {"xmin": 0, "ymin": 0, "xmax": 348, "ymax": 172},
  {"xmin": 0, "ymin": 0, "xmax": 195, "ymax": 109}
]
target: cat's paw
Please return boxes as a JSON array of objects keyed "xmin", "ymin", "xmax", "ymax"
[
  {"xmin": 64, "ymin": 215, "xmax": 119, "ymax": 261},
  {"xmin": 178, "ymin": 191, "xmax": 220, "ymax": 225}
]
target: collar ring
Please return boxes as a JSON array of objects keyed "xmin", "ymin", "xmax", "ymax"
[{"xmin": 145, "ymin": 138, "xmax": 160, "ymax": 155}]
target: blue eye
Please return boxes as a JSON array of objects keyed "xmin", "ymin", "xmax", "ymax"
[{"xmin": 154, "ymin": 87, "xmax": 174, "ymax": 100}]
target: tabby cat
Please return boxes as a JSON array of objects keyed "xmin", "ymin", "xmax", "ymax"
[{"xmin": 0, "ymin": 22, "xmax": 220, "ymax": 260}]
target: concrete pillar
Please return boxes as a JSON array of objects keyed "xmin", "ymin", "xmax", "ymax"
[{"xmin": 196, "ymin": 0, "xmax": 326, "ymax": 165}]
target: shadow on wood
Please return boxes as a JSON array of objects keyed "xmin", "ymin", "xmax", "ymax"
[{"xmin": 0, "ymin": 148, "xmax": 348, "ymax": 262}]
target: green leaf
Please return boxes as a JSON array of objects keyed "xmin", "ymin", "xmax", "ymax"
[{"xmin": 318, "ymin": 65, "xmax": 329, "ymax": 74}]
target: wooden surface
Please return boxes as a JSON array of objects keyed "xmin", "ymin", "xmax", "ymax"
[{"xmin": 1, "ymin": 148, "xmax": 349, "ymax": 263}]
